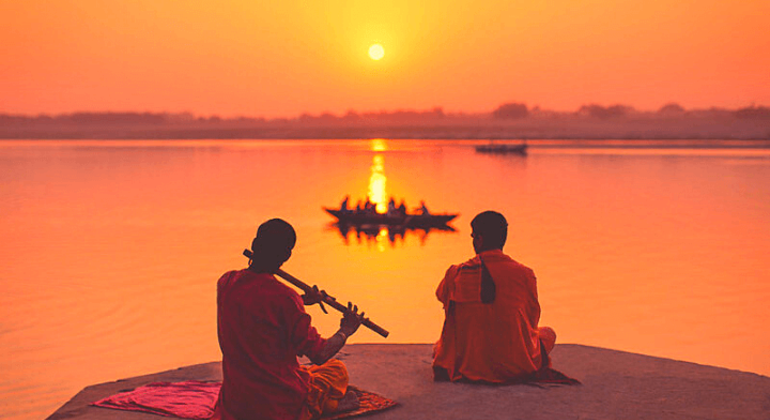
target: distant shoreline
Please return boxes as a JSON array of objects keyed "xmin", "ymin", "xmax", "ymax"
[
  {"xmin": 3, "ymin": 135, "xmax": 770, "ymax": 142},
  {"xmin": 3, "ymin": 106, "xmax": 769, "ymax": 140},
  {"xmin": 1, "ymin": 128, "xmax": 769, "ymax": 141}
]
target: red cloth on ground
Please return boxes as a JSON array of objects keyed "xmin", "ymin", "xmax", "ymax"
[
  {"xmin": 92, "ymin": 380, "xmax": 220, "ymax": 419},
  {"xmin": 215, "ymin": 269, "xmax": 326, "ymax": 420},
  {"xmin": 92, "ymin": 382, "xmax": 399, "ymax": 420}
]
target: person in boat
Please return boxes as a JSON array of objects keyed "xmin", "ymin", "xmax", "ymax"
[
  {"xmin": 340, "ymin": 195, "xmax": 350, "ymax": 212},
  {"xmin": 365, "ymin": 198, "xmax": 378, "ymax": 215},
  {"xmin": 386, "ymin": 198, "xmax": 397, "ymax": 217},
  {"xmin": 398, "ymin": 200, "xmax": 407, "ymax": 216},
  {"xmin": 213, "ymin": 219, "xmax": 365, "ymax": 420},
  {"xmin": 418, "ymin": 200, "xmax": 430, "ymax": 215},
  {"xmin": 432, "ymin": 211, "xmax": 556, "ymax": 383}
]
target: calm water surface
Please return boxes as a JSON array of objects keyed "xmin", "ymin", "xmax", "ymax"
[{"xmin": 1, "ymin": 139, "xmax": 769, "ymax": 419}]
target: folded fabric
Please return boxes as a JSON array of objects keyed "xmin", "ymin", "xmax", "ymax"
[
  {"xmin": 92, "ymin": 381, "xmax": 397, "ymax": 420},
  {"xmin": 92, "ymin": 380, "xmax": 220, "ymax": 419}
]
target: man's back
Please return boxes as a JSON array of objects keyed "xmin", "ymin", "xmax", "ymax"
[
  {"xmin": 214, "ymin": 219, "xmax": 365, "ymax": 420},
  {"xmin": 433, "ymin": 249, "xmax": 545, "ymax": 383},
  {"xmin": 217, "ymin": 269, "xmax": 325, "ymax": 420}
]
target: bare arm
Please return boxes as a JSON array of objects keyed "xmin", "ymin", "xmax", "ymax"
[{"xmin": 308, "ymin": 302, "xmax": 364, "ymax": 365}]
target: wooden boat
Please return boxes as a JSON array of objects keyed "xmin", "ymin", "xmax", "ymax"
[
  {"xmin": 475, "ymin": 142, "xmax": 528, "ymax": 155},
  {"xmin": 324, "ymin": 208, "xmax": 457, "ymax": 227}
]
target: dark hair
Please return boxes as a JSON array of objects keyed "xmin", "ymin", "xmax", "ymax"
[
  {"xmin": 250, "ymin": 218, "xmax": 296, "ymax": 271},
  {"xmin": 471, "ymin": 211, "xmax": 508, "ymax": 250}
]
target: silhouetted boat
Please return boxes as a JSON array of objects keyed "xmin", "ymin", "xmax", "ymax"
[
  {"xmin": 475, "ymin": 142, "xmax": 528, "ymax": 155},
  {"xmin": 324, "ymin": 208, "xmax": 457, "ymax": 227}
]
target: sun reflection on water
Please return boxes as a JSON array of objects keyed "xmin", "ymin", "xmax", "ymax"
[
  {"xmin": 376, "ymin": 227, "xmax": 388, "ymax": 252},
  {"xmin": 370, "ymin": 138, "xmax": 388, "ymax": 152},
  {"xmin": 368, "ymin": 154, "xmax": 387, "ymax": 213}
]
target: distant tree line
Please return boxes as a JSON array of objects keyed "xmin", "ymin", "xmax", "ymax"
[
  {"xmin": 2, "ymin": 104, "xmax": 770, "ymax": 127},
  {"xmin": 492, "ymin": 103, "xmax": 529, "ymax": 119},
  {"xmin": 734, "ymin": 106, "xmax": 770, "ymax": 119}
]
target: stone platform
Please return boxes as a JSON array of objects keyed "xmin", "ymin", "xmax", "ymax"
[{"xmin": 47, "ymin": 344, "xmax": 770, "ymax": 420}]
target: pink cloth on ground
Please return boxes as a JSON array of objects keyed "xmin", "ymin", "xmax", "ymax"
[
  {"xmin": 92, "ymin": 380, "xmax": 399, "ymax": 420},
  {"xmin": 92, "ymin": 380, "xmax": 220, "ymax": 419}
]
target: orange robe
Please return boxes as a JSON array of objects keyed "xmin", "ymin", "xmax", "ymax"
[
  {"xmin": 298, "ymin": 360, "xmax": 349, "ymax": 420},
  {"xmin": 433, "ymin": 249, "xmax": 555, "ymax": 383}
]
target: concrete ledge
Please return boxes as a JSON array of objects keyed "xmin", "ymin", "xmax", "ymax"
[{"xmin": 48, "ymin": 344, "xmax": 770, "ymax": 420}]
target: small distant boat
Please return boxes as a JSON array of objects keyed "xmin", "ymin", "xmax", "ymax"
[
  {"xmin": 324, "ymin": 208, "xmax": 457, "ymax": 228},
  {"xmin": 475, "ymin": 142, "xmax": 528, "ymax": 155}
]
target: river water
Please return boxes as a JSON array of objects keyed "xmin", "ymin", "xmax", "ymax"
[{"xmin": 1, "ymin": 139, "xmax": 769, "ymax": 419}]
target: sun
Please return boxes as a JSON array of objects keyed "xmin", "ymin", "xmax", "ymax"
[{"xmin": 368, "ymin": 44, "xmax": 385, "ymax": 60}]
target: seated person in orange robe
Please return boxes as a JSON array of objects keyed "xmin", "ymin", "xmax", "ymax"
[
  {"xmin": 432, "ymin": 211, "xmax": 556, "ymax": 383},
  {"xmin": 213, "ymin": 219, "xmax": 365, "ymax": 420}
]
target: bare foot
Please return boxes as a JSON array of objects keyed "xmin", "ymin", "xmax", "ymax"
[{"xmin": 335, "ymin": 390, "xmax": 360, "ymax": 413}]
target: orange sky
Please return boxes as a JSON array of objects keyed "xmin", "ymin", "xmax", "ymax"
[{"xmin": 1, "ymin": 1, "xmax": 768, "ymax": 117}]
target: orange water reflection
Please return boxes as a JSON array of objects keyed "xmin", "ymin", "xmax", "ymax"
[{"xmin": 1, "ymin": 140, "xmax": 770, "ymax": 420}]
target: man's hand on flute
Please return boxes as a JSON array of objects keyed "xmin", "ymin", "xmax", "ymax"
[
  {"xmin": 340, "ymin": 302, "xmax": 365, "ymax": 337},
  {"xmin": 310, "ymin": 302, "xmax": 366, "ymax": 365},
  {"xmin": 301, "ymin": 285, "xmax": 328, "ymax": 314}
]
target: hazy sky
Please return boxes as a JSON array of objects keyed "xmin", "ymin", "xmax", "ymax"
[{"xmin": 1, "ymin": 1, "xmax": 768, "ymax": 117}]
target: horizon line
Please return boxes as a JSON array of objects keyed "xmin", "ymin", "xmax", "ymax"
[{"xmin": 2, "ymin": 101, "xmax": 769, "ymax": 120}]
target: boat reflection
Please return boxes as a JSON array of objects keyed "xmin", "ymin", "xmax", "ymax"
[{"xmin": 329, "ymin": 222, "xmax": 457, "ymax": 247}]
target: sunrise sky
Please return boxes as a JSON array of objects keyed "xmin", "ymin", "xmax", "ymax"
[{"xmin": 1, "ymin": 1, "xmax": 768, "ymax": 118}]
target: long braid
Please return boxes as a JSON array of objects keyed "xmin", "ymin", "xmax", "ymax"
[{"xmin": 480, "ymin": 257, "xmax": 496, "ymax": 304}]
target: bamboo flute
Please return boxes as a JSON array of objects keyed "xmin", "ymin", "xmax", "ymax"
[{"xmin": 243, "ymin": 249, "xmax": 390, "ymax": 338}]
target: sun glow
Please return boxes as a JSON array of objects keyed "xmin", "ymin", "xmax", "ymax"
[{"xmin": 368, "ymin": 44, "xmax": 385, "ymax": 60}]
